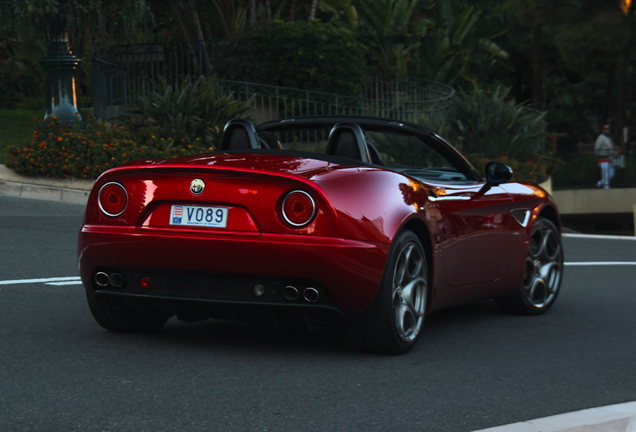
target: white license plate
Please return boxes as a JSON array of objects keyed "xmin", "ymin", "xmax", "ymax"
[{"xmin": 169, "ymin": 205, "xmax": 228, "ymax": 228}]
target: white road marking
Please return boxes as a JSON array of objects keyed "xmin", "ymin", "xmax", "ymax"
[
  {"xmin": 45, "ymin": 281, "xmax": 84, "ymax": 286},
  {"xmin": 563, "ymin": 233, "xmax": 636, "ymax": 241},
  {"xmin": 565, "ymin": 262, "xmax": 636, "ymax": 266},
  {"xmin": 0, "ymin": 276, "xmax": 81, "ymax": 286}
]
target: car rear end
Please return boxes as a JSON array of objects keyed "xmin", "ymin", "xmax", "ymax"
[{"xmin": 79, "ymin": 157, "xmax": 390, "ymax": 328}]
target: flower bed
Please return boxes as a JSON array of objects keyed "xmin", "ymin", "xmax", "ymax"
[{"xmin": 7, "ymin": 116, "xmax": 209, "ymax": 179}]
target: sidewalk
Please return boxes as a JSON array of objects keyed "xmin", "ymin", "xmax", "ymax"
[
  {"xmin": 0, "ymin": 164, "xmax": 93, "ymax": 204},
  {"xmin": 473, "ymin": 401, "xmax": 636, "ymax": 432},
  {"xmin": 1, "ymin": 164, "xmax": 636, "ymax": 432}
]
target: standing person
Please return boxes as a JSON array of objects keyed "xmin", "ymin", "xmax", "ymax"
[{"xmin": 594, "ymin": 124, "xmax": 615, "ymax": 189}]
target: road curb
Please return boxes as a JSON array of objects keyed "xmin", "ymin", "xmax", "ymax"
[
  {"xmin": 0, "ymin": 164, "xmax": 93, "ymax": 205},
  {"xmin": 472, "ymin": 401, "xmax": 636, "ymax": 432},
  {"xmin": 0, "ymin": 179, "xmax": 90, "ymax": 204}
]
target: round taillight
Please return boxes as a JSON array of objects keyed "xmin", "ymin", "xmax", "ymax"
[
  {"xmin": 98, "ymin": 182, "xmax": 128, "ymax": 217},
  {"xmin": 282, "ymin": 190, "xmax": 316, "ymax": 227}
]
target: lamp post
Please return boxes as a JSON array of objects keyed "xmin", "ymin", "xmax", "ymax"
[{"xmin": 39, "ymin": 0, "xmax": 82, "ymax": 123}]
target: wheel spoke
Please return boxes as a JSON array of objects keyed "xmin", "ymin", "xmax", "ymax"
[
  {"xmin": 404, "ymin": 244, "xmax": 414, "ymax": 265},
  {"xmin": 544, "ymin": 231, "xmax": 561, "ymax": 262},
  {"xmin": 540, "ymin": 262, "xmax": 561, "ymax": 295},
  {"xmin": 408, "ymin": 253, "xmax": 424, "ymax": 279},
  {"xmin": 394, "ymin": 254, "xmax": 407, "ymax": 287},
  {"xmin": 527, "ymin": 278, "xmax": 547, "ymax": 306},
  {"xmin": 394, "ymin": 303, "xmax": 408, "ymax": 339},
  {"xmin": 540, "ymin": 229, "xmax": 552, "ymax": 259},
  {"xmin": 522, "ymin": 257, "xmax": 534, "ymax": 288},
  {"xmin": 531, "ymin": 227, "xmax": 547, "ymax": 258},
  {"xmin": 401, "ymin": 278, "xmax": 427, "ymax": 317}
]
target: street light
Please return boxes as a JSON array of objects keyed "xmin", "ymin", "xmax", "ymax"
[{"xmin": 39, "ymin": 0, "xmax": 82, "ymax": 123}]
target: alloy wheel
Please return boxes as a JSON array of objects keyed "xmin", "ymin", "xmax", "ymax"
[
  {"xmin": 392, "ymin": 241, "xmax": 427, "ymax": 342},
  {"xmin": 524, "ymin": 224, "xmax": 563, "ymax": 308}
]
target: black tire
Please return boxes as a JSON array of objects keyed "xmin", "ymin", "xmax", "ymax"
[
  {"xmin": 496, "ymin": 217, "xmax": 564, "ymax": 315},
  {"xmin": 86, "ymin": 292, "xmax": 168, "ymax": 333},
  {"xmin": 347, "ymin": 230, "xmax": 429, "ymax": 355}
]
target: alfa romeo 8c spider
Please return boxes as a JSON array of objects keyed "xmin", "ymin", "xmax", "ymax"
[{"xmin": 78, "ymin": 116, "xmax": 563, "ymax": 354}]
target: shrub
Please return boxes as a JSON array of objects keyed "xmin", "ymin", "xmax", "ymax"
[
  {"xmin": 420, "ymin": 84, "xmax": 556, "ymax": 182},
  {"xmin": 123, "ymin": 75, "xmax": 255, "ymax": 147},
  {"xmin": 7, "ymin": 115, "xmax": 209, "ymax": 179},
  {"xmin": 470, "ymin": 135, "xmax": 559, "ymax": 183}
]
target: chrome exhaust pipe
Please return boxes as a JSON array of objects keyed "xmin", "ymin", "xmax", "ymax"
[
  {"xmin": 303, "ymin": 287, "xmax": 320, "ymax": 303},
  {"xmin": 95, "ymin": 272, "xmax": 109, "ymax": 287},
  {"xmin": 109, "ymin": 273, "xmax": 124, "ymax": 288},
  {"xmin": 283, "ymin": 285, "xmax": 299, "ymax": 301}
]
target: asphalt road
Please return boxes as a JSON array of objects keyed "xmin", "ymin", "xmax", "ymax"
[{"xmin": 1, "ymin": 195, "xmax": 635, "ymax": 432}]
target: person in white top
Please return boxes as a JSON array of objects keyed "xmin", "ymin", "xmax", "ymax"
[{"xmin": 594, "ymin": 124, "xmax": 614, "ymax": 189}]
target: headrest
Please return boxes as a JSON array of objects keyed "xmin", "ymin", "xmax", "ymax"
[
  {"xmin": 325, "ymin": 123, "xmax": 370, "ymax": 163},
  {"xmin": 220, "ymin": 119, "xmax": 260, "ymax": 151}
]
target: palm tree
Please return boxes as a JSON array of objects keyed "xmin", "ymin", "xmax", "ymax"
[
  {"xmin": 356, "ymin": 0, "xmax": 431, "ymax": 77},
  {"xmin": 418, "ymin": 0, "xmax": 511, "ymax": 86}
]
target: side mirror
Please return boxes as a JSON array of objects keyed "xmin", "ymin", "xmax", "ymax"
[{"xmin": 485, "ymin": 162, "xmax": 513, "ymax": 186}]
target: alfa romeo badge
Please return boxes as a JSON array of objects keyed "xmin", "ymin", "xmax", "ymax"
[{"xmin": 190, "ymin": 179, "xmax": 205, "ymax": 195}]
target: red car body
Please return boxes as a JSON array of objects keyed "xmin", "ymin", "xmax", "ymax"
[{"xmin": 79, "ymin": 116, "xmax": 562, "ymax": 353}]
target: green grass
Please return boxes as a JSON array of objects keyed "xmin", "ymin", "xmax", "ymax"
[{"xmin": 0, "ymin": 109, "xmax": 42, "ymax": 165}]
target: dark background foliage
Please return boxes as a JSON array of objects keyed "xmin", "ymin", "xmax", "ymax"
[{"xmin": 211, "ymin": 21, "xmax": 368, "ymax": 96}]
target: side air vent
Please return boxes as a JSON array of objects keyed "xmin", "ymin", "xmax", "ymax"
[{"xmin": 511, "ymin": 209, "xmax": 531, "ymax": 227}]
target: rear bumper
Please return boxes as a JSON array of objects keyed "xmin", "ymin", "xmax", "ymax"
[{"xmin": 78, "ymin": 225, "xmax": 390, "ymax": 314}]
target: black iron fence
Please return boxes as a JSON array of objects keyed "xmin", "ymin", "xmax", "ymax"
[{"xmin": 92, "ymin": 42, "xmax": 455, "ymax": 124}]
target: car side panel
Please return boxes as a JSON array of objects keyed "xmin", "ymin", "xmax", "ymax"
[{"xmin": 427, "ymin": 183, "xmax": 513, "ymax": 287}]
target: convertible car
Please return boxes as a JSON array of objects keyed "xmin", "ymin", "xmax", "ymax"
[{"xmin": 78, "ymin": 116, "xmax": 563, "ymax": 354}]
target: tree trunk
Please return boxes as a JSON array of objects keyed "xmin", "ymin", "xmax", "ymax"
[
  {"xmin": 511, "ymin": 54, "xmax": 526, "ymax": 105},
  {"xmin": 196, "ymin": 0, "xmax": 214, "ymax": 41},
  {"xmin": 308, "ymin": 0, "xmax": 320, "ymax": 21},
  {"xmin": 266, "ymin": 0, "xmax": 272, "ymax": 23},
  {"xmin": 531, "ymin": 23, "xmax": 544, "ymax": 110},
  {"xmin": 614, "ymin": 49, "xmax": 629, "ymax": 151},
  {"xmin": 187, "ymin": 0, "xmax": 208, "ymax": 75},
  {"xmin": 600, "ymin": 62, "xmax": 616, "ymax": 129},
  {"xmin": 169, "ymin": 0, "xmax": 201, "ymax": 76},
  {"xmin": 187, "ymin": 0, "xmax": 205, "ymax": 41},
  {"xmin": 557, "ymin": 59, "xmax": 596, "ymax": 142},
  {"xmin": 96, "ymin": 9, "xmax": 109, "ymax": 47},
  {"xmin": 249, "ymin": 0, "xmax": 256, "ymax": 27}
]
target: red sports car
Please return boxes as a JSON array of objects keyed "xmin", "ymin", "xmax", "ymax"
[{"xmin": 78, "ymin": 116, "xmax": 563, "ymax": 354}]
